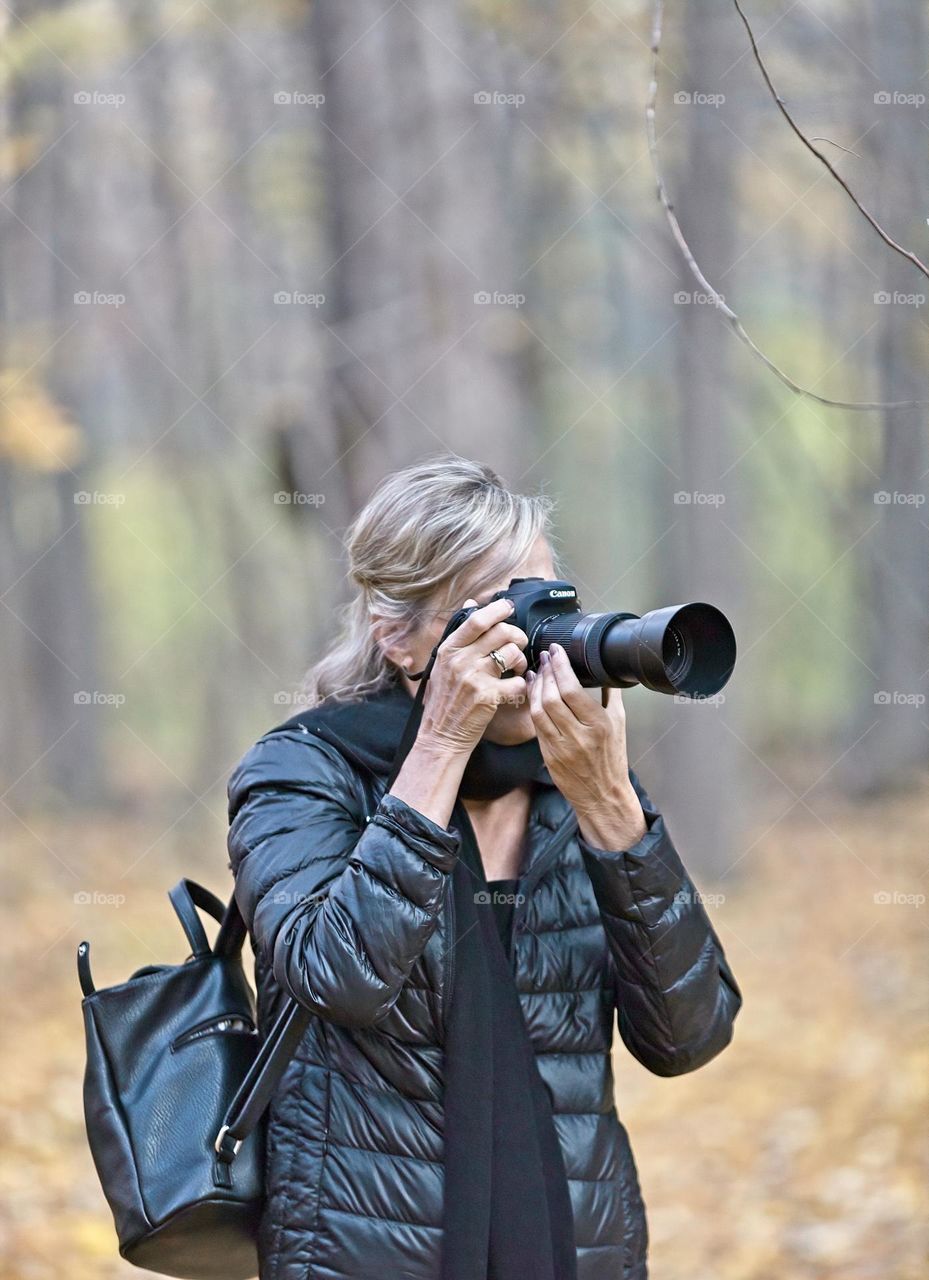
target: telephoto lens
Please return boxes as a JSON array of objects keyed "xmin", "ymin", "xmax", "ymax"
[
  {"xmin": 595, "ymin": 604, "xmax": 736, "ymax": 696},
  {"xmin": 494, "ymin": 579, "xmax": 736, "ymax": 697}
]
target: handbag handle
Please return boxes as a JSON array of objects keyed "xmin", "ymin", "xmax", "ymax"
[
  {"xmin": 168, "ymin": 878, "xmax": 249, "ymax": 960},
  {"xmin": 76, "ymin": 879, "xmax": 241, "ymax": 998},
  {"xmin": 168, "ymin": 879, "xmax": 228, "ymax": 957}
]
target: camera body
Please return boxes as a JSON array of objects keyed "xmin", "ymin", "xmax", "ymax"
[
  {"xmin": 457, "ymin": 577, "xmax": 736, "ymax": 698},
  {"xmin": 483, "ymin": 577, "xmax": 635, "ymax": 688}
]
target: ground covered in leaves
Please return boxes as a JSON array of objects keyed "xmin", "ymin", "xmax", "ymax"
[{"xmin": 1, "ymin": 790, "xmax": 926, "ymax": 1278}]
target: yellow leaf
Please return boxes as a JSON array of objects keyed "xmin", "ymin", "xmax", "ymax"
[{"xmin": 0, "ymin": 369, "xmax": 84, "ymax": 470}]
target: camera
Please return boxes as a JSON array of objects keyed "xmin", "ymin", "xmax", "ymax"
[{"xmin": 458, "ymin": 578, "xmax": 736, "ymax": 698}]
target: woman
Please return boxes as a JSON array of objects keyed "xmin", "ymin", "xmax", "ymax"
[{"xmin": 227, "ymin": 455, "xmax": 741, "ymax": 1280}]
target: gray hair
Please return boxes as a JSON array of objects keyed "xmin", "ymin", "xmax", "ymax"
[{"xmin": 299, "ymin": 455, "xmax": 557, "ymax": 706}]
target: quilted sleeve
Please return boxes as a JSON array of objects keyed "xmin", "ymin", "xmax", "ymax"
[
  {"xmin": 226, "ymin": 729, "xmax": 460, "ymax": 1029},
  {"xmin": 579, "ymin": 769, "xmax": 742, "ymax": 1077}
]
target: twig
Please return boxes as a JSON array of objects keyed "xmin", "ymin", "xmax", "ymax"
[
  {"xmin": 645, "ymin": 0, "xmax": 925, "ymax": 411},
  {"xmin": 732, "ymin": 0, "xmax": 929, "ymax": 281},
  {"xmin": 809, "ymin": 138, "xmax": 860, "ymax": 159}
]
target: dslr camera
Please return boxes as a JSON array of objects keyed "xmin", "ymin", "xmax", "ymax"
[{"xmin": 457, "ymin": 578, "xmax": 735, "ymax": 698}]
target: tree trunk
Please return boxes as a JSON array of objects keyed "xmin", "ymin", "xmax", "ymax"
[
  {"xmin": 657, "ymin": 1, "xmax": 747, "ymax": 879},
  {"xmin": 846, "ymin": 0, "xmax": 929, "ymax": 793},
  {"xmin": 309, "ymin": 0, "xmax": 532, "ymax": 504}
]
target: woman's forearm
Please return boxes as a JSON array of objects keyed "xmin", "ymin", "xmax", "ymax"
[
  {"xmin": 575, "ymin": 780, "xmax": 647, "ymax": 850},
  {"xmin": 388, "ymin": 735, "xmax": 469, "ymax": 830}
]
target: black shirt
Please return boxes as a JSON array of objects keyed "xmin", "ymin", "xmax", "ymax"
[{"xmin": 486, "ymin": 879, "xmax": 519, "ymax": 955}]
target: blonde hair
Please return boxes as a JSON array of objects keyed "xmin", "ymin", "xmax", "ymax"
[{"xmin": 299, "ymin": 455, "xmax": 558, "ymax": 706}]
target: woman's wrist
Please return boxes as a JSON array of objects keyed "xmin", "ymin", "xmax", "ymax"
[
  {"xmin": 575, "ymin": 781, "xmax": 647, "ymax": 852},
  {"xmin": 387, "ymin": 733, "xmax": 470, "ymax": 831},
  {"xmin": 413, "ymin": 727, "xmax": 474, "ymax": 764}
]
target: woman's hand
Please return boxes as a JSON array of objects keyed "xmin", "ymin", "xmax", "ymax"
[
  {"xmin": 390, "ymin": 597, "xmax": 529, "ymax": 831},
  {"xmin": 527, "ymin": 643, "xmax": 648, "ymax": 851},
  {"xmin": 417, "ymin": 597, "xmax": 529, "ymax": 757}
]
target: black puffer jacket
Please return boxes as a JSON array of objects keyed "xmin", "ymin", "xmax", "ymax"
[{"xmin": 227, "ymin": 723, "xmax": 742, "ymax": 1280}]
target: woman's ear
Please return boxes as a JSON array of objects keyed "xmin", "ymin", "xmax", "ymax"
[{"xmin": 372, "ymin": 618, "xmax": 413, "ymax": 672}]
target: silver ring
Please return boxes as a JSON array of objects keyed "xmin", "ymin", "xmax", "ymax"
[{"xmin": 488, "ymin": 648, "xmax": 508, "ymax": 676}]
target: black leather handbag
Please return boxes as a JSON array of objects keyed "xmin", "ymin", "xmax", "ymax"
[{"xmin": 77, "ymin": 879, "xmax": 311, "ymax": 1280}]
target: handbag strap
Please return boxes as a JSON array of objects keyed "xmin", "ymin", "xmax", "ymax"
[
  {"xmin": 212, "ymin": 996, "xmax": 312, "ymax": 1185},
  {"xmin": 214, "ymin": 717, "xmax": 391, "ymax": 1183},
  {"xmin": 214, "ymin": 629, "xmax": 471, "ymax": 1181}
]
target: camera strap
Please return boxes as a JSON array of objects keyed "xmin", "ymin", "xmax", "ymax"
[{"xmin": 384, "ymin": 606, "xmax": 471, "ymax": 794}]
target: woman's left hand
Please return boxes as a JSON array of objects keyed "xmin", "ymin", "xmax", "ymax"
[{"xmin": 527, "ymin": 643, "xmax": 648, "ymax": 851}]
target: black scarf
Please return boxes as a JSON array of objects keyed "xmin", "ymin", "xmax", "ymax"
[
  {"xmin": 286, "ymin": 678, "xmax": 577, "ymax": 1280},
  {"xmin": 305, "ymin": 675, "xmax": 547, "ymax": 802}
]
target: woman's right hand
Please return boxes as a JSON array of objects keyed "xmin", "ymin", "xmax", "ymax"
[{"xmin": 417, "ymin": 597, "xmax": 529, "ymax": 756}]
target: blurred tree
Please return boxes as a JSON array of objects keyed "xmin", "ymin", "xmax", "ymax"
[
  {"xmin": 1, "ymin": 0, "xmax": 106, "ymax": 805},
  {"xmin": 309, "ymin": 0, "xmax": 532, "ymax": 503},
  {"xmin": 845, "ymin": 0, "xmax": 929, "ymax": 794},
  {"xmin": 0, "ymin": 0, "xmax": 925, "ymax": 824},
  {"xmin": 655, "ymin": 0, "xmax": 746, "ymax": 878}
]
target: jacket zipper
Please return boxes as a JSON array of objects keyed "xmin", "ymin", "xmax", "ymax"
[
  {"xmin": 442, "ymin": 874, "xmax": 456, "ymax": 1036},
  {"xmin": 443, "ymin": 797, "xmax": 481, "ymax": 1035},
  {"xmin": 321, "ymin": 1068, "xmax": 332, "ymax": 1156},
  {"xmin": 511, "ymin": 809, "xmax": 578, "ymax": 936},
  {"xmin": 443, "ymin": 803, "xmax": 578, "ymax": 1019}
]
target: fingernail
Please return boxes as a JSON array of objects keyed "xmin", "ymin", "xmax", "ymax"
[
  {"xmin": 540, "ymin": 650, "xmax": 550, "ymax": 667},
  {"xmin": 525, "ymin": 669, "xmax": 536, "ymax": 686},
  {"xmin": 551, "ymin": 643, "xmax": 562, "ymax": 658}
]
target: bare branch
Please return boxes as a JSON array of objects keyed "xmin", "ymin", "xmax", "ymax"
[
  {"xmin": 809, "ymin": 138, "xmax": 861, "ymax": 159},
  {"xmin": 645, "ymin": 0, "xmax": 925, "ymax": 412},
  {"xmin": 732, "ymin": 0, "xmax": 928, "ymax": 281}
]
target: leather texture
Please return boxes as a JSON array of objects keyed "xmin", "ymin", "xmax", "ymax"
[
  {"xmin": 227, "ymin": 724, "xmax": 742, "ymax": 1280},
  {"xmin": 80, "ymin": 885, "xmax": 266, "ymax": 1280}
]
